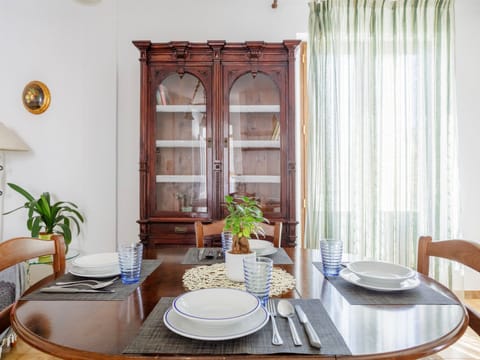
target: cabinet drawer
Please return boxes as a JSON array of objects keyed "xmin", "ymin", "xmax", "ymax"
[
  {"xmin": 151, "ymin": 222, "xmax": 195, "ymax": 235},
  {"xmin": 148, "ymin": 222, "xmax": 196, "ymax": 246}
]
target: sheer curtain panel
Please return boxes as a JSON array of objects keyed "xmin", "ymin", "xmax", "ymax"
[{"xmin": 306, "ymin": 0, "xmax": 459, "ymax": 282}]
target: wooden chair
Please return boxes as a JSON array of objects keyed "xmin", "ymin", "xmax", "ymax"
[
  {"xmin": 0, "ymin": 235, "xmax": 66, "ymax": 334},
  {"xmin": 257, "ymin": 221, "xmax": 282, "ymax": 248},
  {"xmin": 417, "ymin": 236, "xmax": 480, "ymax": 336},
  {"xmin": 194, "ymin": 220, "xmax": 226, "ymax": 248},
  {"xmin": 194, "ymin": 220, "xmax": 282, "ymax": 248}
]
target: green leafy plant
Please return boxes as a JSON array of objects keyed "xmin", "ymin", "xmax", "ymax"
[
  {"xmin": 5, "ymin": 183, "xmax": 84, "ymax": 250},
  {"xmin": 224, "ymin": 195, "xmax": 267, "ymax": 254}
]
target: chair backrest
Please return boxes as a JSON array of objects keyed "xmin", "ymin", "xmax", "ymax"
[
  {"xmin": 195, "ymin": 220, "xmax": 226, "ymax": 248},
  {"xmin": 0, "ymin": 235, "xmax": 66, "ymax": 333},
  {"xmin": 194, "ymin": 220, "xmax": 282, "ymax": 248},
  {"xmin": 257, "ymin": 222, "xmax": 282, "ymax": 248},
  {"xmin": 417, "ymin": 235, "xmax": 480, "ymax": 336}
]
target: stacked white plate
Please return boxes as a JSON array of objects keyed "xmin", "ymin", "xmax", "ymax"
[
  {"xmin": 70, "ymin": 252, "xmax": 120, "ymax": 278},
  {"xmin": 164, "ymin": 288, "xmax": 269, "ymax": 340},
  {"xmin": 340, "ymin": 260, "xmax": 420, "ymax": 292},
  {"xmin": 249, "ymin": 239, "xmax": 277, "ymax": 256}
]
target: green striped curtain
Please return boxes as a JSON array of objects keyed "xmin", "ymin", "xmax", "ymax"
[{"xmin": 306, "ymin": 0, "xmax": 459, "ymax": 282}]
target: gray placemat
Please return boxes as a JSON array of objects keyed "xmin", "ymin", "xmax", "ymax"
[
  {"xmin": 182, "ymin": 247, "xmax": 293, "ymax": 265},
  {"xmin": 312, "ymin": 262, "xmax": 458, "ymax": 305},
  {"xmin": 123, "ymin": 297, "xmax": 351, "ymax": 356},
  {"xmin": 21, "ymin": 260, "xmax": 162, "ymax": 301}
]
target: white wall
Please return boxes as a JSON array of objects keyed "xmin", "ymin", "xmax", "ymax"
[
  {"xmin": 0, "ymin": 0, "xmax": 117, "ymax": 253},
  {"xmin": 455, "ymin": 0, "xmax": 480, "ymax": 289},
  {"xmin": 0, "ymin": 0, "xmax": 479, "ymax": 290},
  {"xmin": 0, "ymin": 0, "xmax": 309, "ymax": 253}
]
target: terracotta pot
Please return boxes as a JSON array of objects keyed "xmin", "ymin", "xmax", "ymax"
[{"xmin": 225, "ymin": 251, "xmax": 255, "ymax": 282}]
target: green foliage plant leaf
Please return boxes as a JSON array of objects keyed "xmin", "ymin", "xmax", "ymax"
[
  {"xmin": 5, "ymin": 183, "xmax": 85, "ymax": 250},
  {"xmin": 224, "ymin": 195, "xmax": 267, "ymax": 254}
]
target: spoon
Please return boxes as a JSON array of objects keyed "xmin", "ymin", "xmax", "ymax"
[{"xmin": 277, "ymin": 300, "xmax": 302, "ymax": 346}]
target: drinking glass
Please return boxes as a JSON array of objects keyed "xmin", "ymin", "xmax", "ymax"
[
  {"xmin": 118, "ymin": 242, "xmax": 143, "ymax": 284},
  {"xmin": 320, "ymin": 239, "xmax": 343, "ymax": 276},
  {"xmin": 243, "ymin": 256, "xmax": 273, "ymax": 306},
  {"xmin": 221, "ymin": 231, "xmax": 233, "ymax": 255}
]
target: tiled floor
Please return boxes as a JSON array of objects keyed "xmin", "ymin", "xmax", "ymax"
[{"xmin": 3, "ymin": 300, "xmax": 480, "ymax": 360}]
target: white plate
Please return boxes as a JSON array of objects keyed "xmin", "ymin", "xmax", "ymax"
[
  {"xmin": 70, "ymin": 267, "xmax": 120, "ymax": 279},
  {"xmin": 346, "ymin": 260, "xmax": 415, "ymax": 285},
  {"xmin": 72, "ymin": 252, "xmax": 119, "ymax": 268},
  {"xmin": 164, "ymin": 305, "xmax": 269, "ymax": 341},
  {"xmin": 172, "ymin": 288, "xmax": 260, "ymax": 325},
  {"xmin": 249, "ymin": 239, "xmax": 277, "ymax": 256},
  {"xmin": 340, "ymin": 268, "xmax": 420, "ymax": 292},
  {"xmin": 255, "ymin": 247, "xmax": 278, "ymax": 256}
]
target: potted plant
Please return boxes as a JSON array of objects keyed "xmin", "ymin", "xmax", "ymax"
[
  {"xmin": 5, "ymin": 183, "xmax": 84, "ymax": 253},
  {"xmin": 223, "ymin": 195, "xmax": 267, "ymax": 282}
]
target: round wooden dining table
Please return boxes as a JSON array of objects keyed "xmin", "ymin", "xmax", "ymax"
[{"xmin": 11, "ymin": 247, "xmax": 468, "ymax": 360}]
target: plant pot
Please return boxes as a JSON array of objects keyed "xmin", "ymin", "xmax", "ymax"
[
  {"xmin": 225, "ymin": 251, "xmax": 256, "ymax": 282},
  {"xmin": 38, "ymin": 233, "xmax": 54, "ymax": 263}
]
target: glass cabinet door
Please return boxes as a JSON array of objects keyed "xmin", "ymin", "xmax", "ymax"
[
  {"xmin": 154, "ymin": 73, "xmax": 208, "ymax": 214},
  {"xmin": 228, "ymin": 72, "xmax": 281, "ymax": 214}
]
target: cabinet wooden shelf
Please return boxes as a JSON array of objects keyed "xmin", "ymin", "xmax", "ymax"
[
  {"xmin": 231, "ymin": 140, "xmax": 280, "ymax": 148},
  {"xmin": 156, "ymin": 105, "xmax": 206, "ymax": 112},
  {"xmin": 230, "ymin": 175, "xmax": 281, "ymax": 183},
  {"xmin": 156, "ymin": 140, "xmax": 204, "ymax": 148},
  {"xmin": 229, "ymin": 105, "xmax": 280, "ymax": 112},
  {"xmin": 156, "ymin": 175, "xmax": 206, "ymax": 183},
  {"xmin": 134, "ymin": 40, "xmax": 300, "ymax": 248}
]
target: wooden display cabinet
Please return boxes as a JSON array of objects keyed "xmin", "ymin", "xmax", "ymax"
[{"xmin": 134, "ymin": 40, "xmax": 300, "ymax": 248}]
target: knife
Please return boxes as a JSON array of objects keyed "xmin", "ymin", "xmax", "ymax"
[
  {"xmin": 197, "ymin": 248, "xmax": 205, "ymax": 261},
  {"xmin": 41, "ymin": 287, "xmax": 115, "ymax": 293},
  {"xmin": 295, "ymin": 305, "xmax": 322, "ymax": 348}
]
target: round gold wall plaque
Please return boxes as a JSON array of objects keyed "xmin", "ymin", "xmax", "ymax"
[{"xmin": 22, "ymin": 80, "xmax": 51, "ymax": 114}]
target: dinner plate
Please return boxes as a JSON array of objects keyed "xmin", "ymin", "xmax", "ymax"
[
  {"xmin": 249, "ymin": 239, "xmax": 277, "ymax": 256},
  {"xmin": 346, "ymin": 260, "xmax": 415, "ymax": 286},
  {"xmin": 164, "ymin": 305, "xmax": 269, "ymax": 341},
  {"xmin": 70, "ymin": 267, "xmax": 120, "ymax": 279},
  {"xmin": 72, "ymin": 252, "xmax": 119, "ymax": 268},
  {"xmin": 172, "ymin": 288, "xmax": 260, "ymax": 325},
  {"xmin": 340, "ymin": 268, "xmax": 420, "ymax": 292}
]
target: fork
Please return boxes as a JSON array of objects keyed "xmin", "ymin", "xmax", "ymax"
[
  {"xmin": 266, "ymin": 299, "xmax": 283, "ymax": 345},
  {"xmin": 56, "ymin": 277, "xmax": 118, "ymax": 289}
]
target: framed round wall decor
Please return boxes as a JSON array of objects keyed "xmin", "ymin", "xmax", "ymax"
[{"xmin": 22, "ymin": 80, "xmax": 51, "ymax": 114}]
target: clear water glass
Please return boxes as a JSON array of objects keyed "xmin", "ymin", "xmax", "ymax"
[
  {"xmin": 118, "ymin": 242, "xmax": 143, "ymax": 284},
  {"xmin": 243, "ymin": 256, "xmax": 273, "ymax": 306},
  {"xmin": 221, "ymin": 231, "xmax": 233, "ymax": 254},
  {"xmin": 320, "ymin": 239, "xmax": 343, "ymax": 276}
]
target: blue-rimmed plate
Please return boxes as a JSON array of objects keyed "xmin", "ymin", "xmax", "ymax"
[
  {"xmin": 172, "ymin": 288, "xmax": 260, "ymax": 325},
  {"xmin": 164, "ymin": 305, "xmax": 268, "ymax": 341}
]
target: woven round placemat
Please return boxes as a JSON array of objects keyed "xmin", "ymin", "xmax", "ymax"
[{"xmin": 182, "ymin": 263, "xmax": 295, "ymax": 296}]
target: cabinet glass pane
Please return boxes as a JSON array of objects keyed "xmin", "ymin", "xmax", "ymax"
[
  {"xmin": 155, "ymin": 73, "xmax": 207, "ymax": 213},
  {"xmin": 228, "ymin": 73, "xmax": 281, "ymax": 213}
]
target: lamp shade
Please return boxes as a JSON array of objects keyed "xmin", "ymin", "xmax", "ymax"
[{"xmin": 0, "ymin": 123, "xmax": 29, "ymax": 151}]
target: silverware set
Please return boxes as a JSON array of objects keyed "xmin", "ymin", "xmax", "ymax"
[
  {"xmin": 267, "ymin": 299, "xmax": 322, "ymax": 348},
  {"xmin": 197, "ymin": 248, "xmax": 223, "ymax": 261},
  {"xmin": 40, "ymin": 276, "xmax": 119, "ymax": 293},
  {"xmin": 266, "ymin": 299, "xmax": 283, "ymax": 345}
]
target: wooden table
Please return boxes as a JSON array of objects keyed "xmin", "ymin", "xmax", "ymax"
[{"xmin": 11, "ymin": 247, "xmax": 468, "ymax": 360}]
